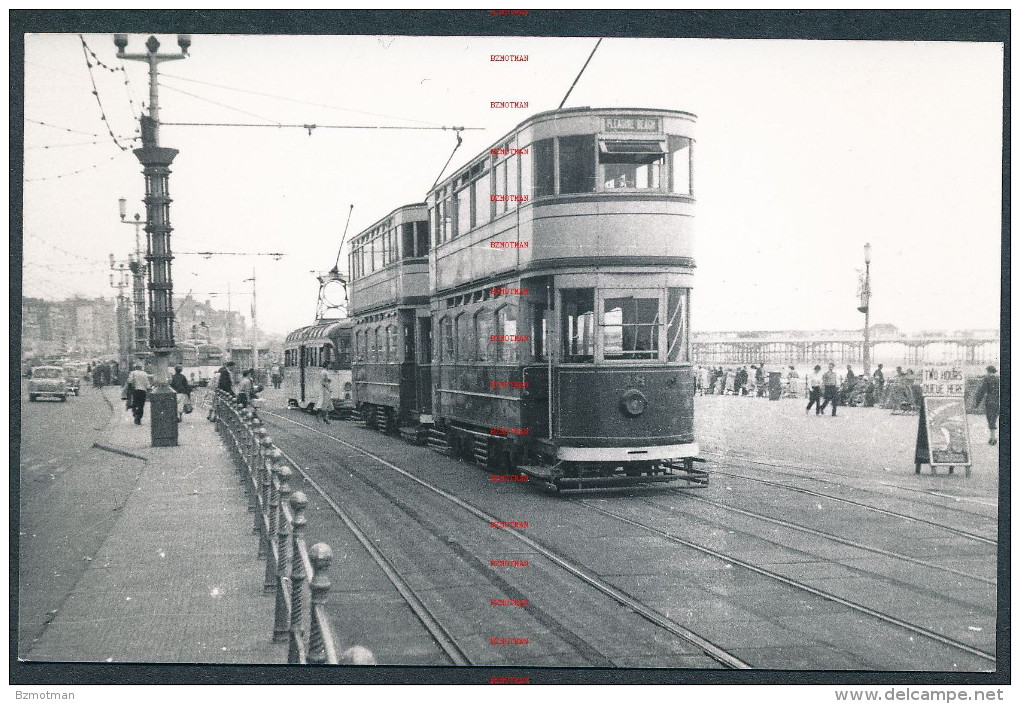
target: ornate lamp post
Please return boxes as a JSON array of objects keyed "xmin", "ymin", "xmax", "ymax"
[
  {"xmin": 115, "ymin": 33, "xmax": 190, "ymax": 446},
  {"xmin": 858, "ymin": 242, "xmax": 872, "ymax": 375},
  {"xmin": 118, "ymin": 198, "xmax": 148, "ymax": 361}
]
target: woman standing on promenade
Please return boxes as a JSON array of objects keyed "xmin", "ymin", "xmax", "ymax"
[{"xmin": 318, "ymin": 370, "xmax": 333, "ymax": 424}]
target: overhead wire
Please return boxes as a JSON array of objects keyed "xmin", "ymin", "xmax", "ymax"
[
  {"xmin": 161, "ymin": 121, "xmax": 478, "ymax": 133},
  {"xmin": 25, "ymin": 233, "xmax": 113, "ymax": 265},
  {"xmin": 158, "ymin": 82, "xmax": 283, "ymax": 125},
  {"xmin": 24, "ymin": 154, "xmax": 120, "ymax": 183},
  {"xmin": 26, "ymin": 139, "xmax": 107, "ymax": 150},
  {"xmin": 158, "ymin": 72, "xmax": 443, "ymax": 127}
]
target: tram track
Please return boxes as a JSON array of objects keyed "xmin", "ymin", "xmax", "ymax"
[
  {"xmin": 263, "ymin": 409, "xmax": 752, "ymax": 670},
  {"xmin": 701, "ymin": 450, "xmax": 998, "ymax": 520},
  {"xmin": 665, "ymin": 491, "xmax": 997, "ymax": 587},
  {"xmin": 572, "ymin": 498, "xmax": 996, "ymax": 666},
  {"xmin": 707, "ymin": 464, "xmax": 997, "ymax": 547},
  {"xmin": 274, "ymin": 444, "xmax": 473, "ymax": 666},
  {"xmin": 277, "ymin": 442, "xmax": 618, "ymax": 668}
]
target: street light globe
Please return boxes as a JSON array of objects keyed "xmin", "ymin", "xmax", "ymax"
[
  {"xmin": 118, "ymin": 197, "xmax": 127, "ymax": 220},
  {"xmin": 864, "ymin": 242, "xmax": 872, "ymax": 264},
  {"xmin": 113, "ymin": 34, "xmax": 128, "ymax": 51}
]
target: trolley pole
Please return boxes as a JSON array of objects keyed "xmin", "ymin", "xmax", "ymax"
[
  {"xmin": 858, "ymin": 242, "xmax": 872, "ymax": 375},
  {"xmin": 115, "ymin": 33, "xmax": 190, "ymax": 447}
]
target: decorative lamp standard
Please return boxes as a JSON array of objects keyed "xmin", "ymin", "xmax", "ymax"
[
  {"xmin": 115, "ymin": 33, "xmax": 190, "ymax": 447},
  {"xmin": 119, "ymin": 198, "xmax": 148, "ymax": 361},
  {"xmin": 858, "ymin": 242, "xmax": 872, "ymax": 375}
]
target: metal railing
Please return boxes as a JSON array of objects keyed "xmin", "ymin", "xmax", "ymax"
[{"xmin": 212, "ymin": 390, "xmax": 339, "ymax": 664}]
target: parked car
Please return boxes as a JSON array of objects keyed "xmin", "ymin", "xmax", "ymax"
[
  {"xmin": 28, "ymin": 366, "xmax": 68, "ymax": 402},
  {"xmin": 63, "ymin": 363, "xmax": 87, "ymax": 396}
]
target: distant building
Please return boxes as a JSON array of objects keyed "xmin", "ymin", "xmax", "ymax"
[
  {"xmin": 173, "ymin": 294, "xmax": 248, "ymax": 349},
  {"xmin": 21, "ymin": 297, "xmax": 117, "ymax": 360}
]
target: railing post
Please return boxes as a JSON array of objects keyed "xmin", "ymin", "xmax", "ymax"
[
  {"xmin": 272, "ymin": 472, "xmax": 294, "ymax": 643},
  {"xmin": 307, "ymin": 542, "xmax": 334, "ymax": 665},
  {"xmin": 255, "ymin": 434, "xmax": 273, "ymax": 549},
  {"xmin": 265, "ymin": 458, "xmax": 288, "ymax": 593},
  {"xmin": 288, "ymin": 491, "xmax": 309, "ymax": 663}
]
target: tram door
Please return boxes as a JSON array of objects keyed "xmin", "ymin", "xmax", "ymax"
[{"xmin": 417, "ymin": 316, "xmax": 433, "ymax": 416}]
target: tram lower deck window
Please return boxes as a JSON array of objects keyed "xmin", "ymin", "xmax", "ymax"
[
  {"xmin": 561, "ymin": 288, "xmax": 595, "ymax": 363},
  {"xmin": 603, "ymin": 296, "xmax": 660, "ymax": 360}
]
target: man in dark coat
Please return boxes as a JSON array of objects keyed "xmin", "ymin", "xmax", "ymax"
[
  {"xmin": 973, "ymin": 365, "xmax": 1000, "ymax": 445},
  {"xmin": 217, "ymin": 361, "xmax": 235, "ymax": 395}
]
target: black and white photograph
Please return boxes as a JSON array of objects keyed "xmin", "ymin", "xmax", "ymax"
[{"xmin": 11, "ymin": 10, "xmax": 1008, "ymax": 694}]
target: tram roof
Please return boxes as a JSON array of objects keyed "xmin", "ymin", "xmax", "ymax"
[{"xmin": 285, "ymin": 319, "xmax": 352, "ymax": 344}]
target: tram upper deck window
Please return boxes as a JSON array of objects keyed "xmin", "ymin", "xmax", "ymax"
[
  {"xmin": 561, "ymin": 288, "xmax": 595, "ymax": 363},
  {"xmin": 600, "ymin": 139, "xmax": 664, "ymax": 190},
  {"xmin": 533, "ymin": 138, "xmax": 555, "ymax": 198},
  {"xmin": 474, "ymin": 168, "xmax": 492, "ymax": 228},
  {"xmin": 670, "ymin": 136, "xmax": 692, "ymax": 195},
  {"xmin": 415, "ymin": 220, "xmax": 429, "ymax": 256},
  {"xmin": 559, "ymin": 135, "xmax": 596, "ymax": 194},
  {"xmin": 455, "ymin": 186, "xmax": 471, "ymax": 238},
  {"xmin": 603, "ymin": 296, "xmax": 660, "ymax": 360}
]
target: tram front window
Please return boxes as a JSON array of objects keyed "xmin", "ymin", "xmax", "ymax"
[
  {"xmin": 600, "ymin": 139, "xmax": 664, "ymax": 190},
  {"xmin": 561, "ymin": 288, "xmax": 595, "ymax": 363},
  {"xmin": 603, "ymin": 296, "xmax": 660, "ymax": 360}
]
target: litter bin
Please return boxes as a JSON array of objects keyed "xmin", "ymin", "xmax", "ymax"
[{"xmin": 768, "ymin": 371, "xmax": 782, "ymax": 401}]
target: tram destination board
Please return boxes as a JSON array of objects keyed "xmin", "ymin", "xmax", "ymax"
[{"xmin": 914, "ymin": 363, "xmax": 971, "ymax": 468}]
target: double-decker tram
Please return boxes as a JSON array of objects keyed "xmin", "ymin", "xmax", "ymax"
[
  {"xmin": 342, "ymin": 107, "xmax": 702, "ymax": 491},
  {"xmin": 348, "ymin": 204, "xmax": 432, "ymax": 433},
  {"xmin": 283, "ymin": 319, "xmax": 355, "ymax": 418}
]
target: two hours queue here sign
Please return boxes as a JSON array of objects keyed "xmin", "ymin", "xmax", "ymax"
[{"xmin": 920, "ymin": 363, "xmax": 965, "ymax": 397}]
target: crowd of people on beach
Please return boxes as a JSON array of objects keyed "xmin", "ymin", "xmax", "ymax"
[{"xmin": 697, "ymin": 362, "xmax": 936, "ymax": 412}]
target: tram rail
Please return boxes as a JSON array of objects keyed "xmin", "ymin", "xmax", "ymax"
[
  {"xmin": 275, "ymin": 446, "xmax": 472, "ymax": 666},
  {"xmin": 662, "ymin": 492, "xmax": 997, "ymax": 587},
  {"xmin": 701, "ymin": 450, "xmax": 998, "ymax": 520},
  {"xmin": 263, "ymin": 409, "xmax": 751, "ymax": 670},
  {"xmin": 573, "ymin": 499, "xmax": 996, "ymax": 666},
  {"xmin": 707, "ymin": 464, "xmax": 997, "ymax": 547}
]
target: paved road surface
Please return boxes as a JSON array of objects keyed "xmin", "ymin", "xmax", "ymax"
[{"xmin": 17, "ymin": 381, "xmax": 145, "ymax": 656}]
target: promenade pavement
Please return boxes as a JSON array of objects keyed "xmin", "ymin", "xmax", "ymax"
[{"xmin": 25, "ymin": 387, "xmax": 285, "ymax": 664}]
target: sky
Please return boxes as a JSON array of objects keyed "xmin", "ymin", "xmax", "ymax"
[{"xmin": 20, "ymin": 30, "xmax": 1004, "ymax": 337}]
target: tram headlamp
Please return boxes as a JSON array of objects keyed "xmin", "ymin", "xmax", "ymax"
[{"xmin": 620, "ymin": 389, "xmax": 647, "ymax": 417}]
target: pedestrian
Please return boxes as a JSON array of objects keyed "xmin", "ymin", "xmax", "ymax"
[
  {"xmin": 806, "ymin": 365, "xmax": 823, "ymax": 415},
  {"xmin": 973, "ymin": 365, "xmax": 1000, "ymax": 445},
  {"xmin": 271, "ymin": 363, "xmax": 283, "ymax": 390},
  {"xmin": 873, "ymin": 364, "xmax": 885, "ymax": 404},
  {"xmin": 318, "ymin": 370, "xmax": 333, "ymax": 424},
  {"xmin": 786, "ymin": 365, "xmax": 800, "ymax": 397},
  {"xmin": 126, "ymin": 364, "xmax": 151, "ymax": 425},
  {"xmin": 169, "ymin": 364, "xmax": 192, "ymax": 423},
  {"xmin": 218, "ymin": 361, "xmax": 235, "ymax": 395},
  {"xmin": 236, "ymin": 369, "xmax": 254, "ymax": 407},
  {"xmin": 819, "ymin": 362, "xmax": 840, "ymax": 417}
]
